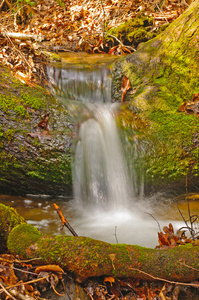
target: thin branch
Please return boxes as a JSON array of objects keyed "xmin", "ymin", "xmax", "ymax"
[
  {"xmin": 179, "ymin": 261, "xmax": 199, "ymax": 272},
  {"xmin": 145, "ymin": 212, "xmax": 161, "ymax": 232},
  {"xmin": 17, "ymin": 257, "xmax": 42, "ymax": 263},
  {"xmin": 0, "ymin": 275, "xmax": 50, "ymax": 292},
  {"xmin": 3, "ymin": 31, "xmax": 32, "ymax": 69},
  {"xmin": 130, "ymin": 267, "xmax": 199, "ymax": 288},
  {"xmin": 0, "ymin": 263, "xmax": 38, "ymax": 276},
  {"xmin": 113, "ymin": 226, "xmax": 119, "ymax": 243},
  {"xmin": 83, "ymin": 31, "xmax": 136, "ymax": 52},
  {"xmin": 155, "ymin": 3, "xmax": 169, "ymax": 23},
  {"xmin": 0, "ymin": 280, "xmax": 17, "ymax": 300},
  {"xmin": 173, "ymin": 199, "xmax": 194, "ymax": 238},
  {"xmin": 104, "ymin": 32, "xmax": 136, "ymax": 52},
  {"xmin": 53, "ymin": 203, "xmax": 78, "ymax": 236}
]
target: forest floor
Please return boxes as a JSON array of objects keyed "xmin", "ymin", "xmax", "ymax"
[{"xmin": 0, "ymin": 0, "xmax": 191, "ymax": 85}]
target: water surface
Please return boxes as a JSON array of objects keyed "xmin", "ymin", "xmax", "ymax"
[{"xmin": 1, "ymin": 193, "xmax": 198, "ymax": 248}]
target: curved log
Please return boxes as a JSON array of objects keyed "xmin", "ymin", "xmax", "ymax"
[
  {"xmin": 1, "ymin": 204, "xmax": 198, "ymax": 284},
  {"xmin": 7, "ymin": 223, "xmax": 199, "ymax": 283},
  {"xmin": 6, "ymin": 224, "xmax": 199, "ymax": 284}
]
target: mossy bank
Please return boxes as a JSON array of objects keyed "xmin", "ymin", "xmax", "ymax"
[
  {"xmin": 0, "ymin": 64, "xmax": 73, "ymax": 196},
  {"xmin": 112, "ymin": 1, "xmax": 199, "ymax": 194}
]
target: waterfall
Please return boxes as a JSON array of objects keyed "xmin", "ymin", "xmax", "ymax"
[
  {"xmin": 46, "ymin": 57, "xmax": 168, "ymax": 247},
  {"xmin": 47, "ymin": 61, "xmax": 135, "ymax": 211},
  {"xmin": 73, "ymin": 105, "xmax": 133, "ymax": 210}
]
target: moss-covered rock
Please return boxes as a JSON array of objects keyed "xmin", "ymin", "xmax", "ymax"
[
  {"xmin": 112, "ymin": 1, "xmax": 199, "ymax": 193},
  {"xmin": 106, "ymin": 15, "xmax": 166, "ymax": 49},
  {"xmin": 0, "ymin": 64, "xmax": 73, "ymax": 196},
  {"xmin": 0, "ymin": 203, "xmax": 26, "ymax": 253}
]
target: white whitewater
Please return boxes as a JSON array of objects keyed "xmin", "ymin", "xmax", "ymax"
[{"xmin": 73, "ymin": 105, "xmax": 133, "ymax": 211}]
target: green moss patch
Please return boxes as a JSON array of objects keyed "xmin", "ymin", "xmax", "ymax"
[
  {"xmin": 113, "ymin": 4, "xmax": 199, "ymax": 190},
  {"xmin": 106, "ymin": 15, "xmax": 160, "ymax": 48},
  {"xmin": 7, "ymin": 223, "xmax": 42, "ymax": 257},
  {"xmin": 0, "ymin": 64, "xmax": 73, "ymax": 195}
]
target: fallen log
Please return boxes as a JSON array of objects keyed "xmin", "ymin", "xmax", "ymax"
[{"xmin": 1, "ymin": 204, "xmax": 198, "ymax": 284}]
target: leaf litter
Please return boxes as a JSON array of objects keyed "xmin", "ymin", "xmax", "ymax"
[{"xmin": 0, "ymin": 0, "xmax": 192, "ymax": 86}]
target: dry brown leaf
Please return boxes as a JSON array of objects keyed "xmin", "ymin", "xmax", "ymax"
[
  {"xmin": 121, "ymin": 76, "xmax": 131, "ymax": 102},
  {"xmin": 104, "ymin": 276, "xmax": 115, "ymax": 286},
  {"xmin": 35, "ymin": 265, "xmax": 64, "ymax": 274}
]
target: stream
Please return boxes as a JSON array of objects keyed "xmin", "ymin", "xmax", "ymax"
[
  {"xmin": 1, "ymin": 53, "xmax": 199, "ymax": 249},
  {"xmin": 0, "ymin": 193, "xmax": 198, "ymax": 248}
]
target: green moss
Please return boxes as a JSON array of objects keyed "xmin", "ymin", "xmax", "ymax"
[
  {"xmin": 0, "ymin": 64, "xmax": 73, "ymax": 194},
  {"xmin": 106, "ymin": 15, "xmax": 154, "ymax": 47},
  {"xmin": 7, "ymin": 223, "xmax": 42, "ymax": 257},
  {"xmin": 42, "ymin": 50, "xmax": 62, "ymax": 62},
  {"xmin": 113, "ymin": 7, "xmax": 199, "ymax": 188},
  {"xmin": 27, "ymin": 153, "xmax": 72, "ymax": 185},
  {"xmin": 0, "ymin": 204, "xmax": 26, "ymax": 238}
]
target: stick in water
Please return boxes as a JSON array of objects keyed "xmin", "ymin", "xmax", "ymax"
[{"xmin": 53, "ymin": 203, "xmax": 78, "ymax": 236}]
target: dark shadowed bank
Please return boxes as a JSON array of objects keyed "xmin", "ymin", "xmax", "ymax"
[{"xmin": 0, "ymin": 64, "xmax": 73, "ymax": 196}]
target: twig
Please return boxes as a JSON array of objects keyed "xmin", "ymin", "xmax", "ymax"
[
  {"xmin": 104, "ymin": 32, "xmax": 136, "ymax": 52},
  {"xmin": 129, "ymin": 267, "xmax": 199, "ymax": 288},
  {"xmin": 173, "ymin": 199, "xmax": 194, "ymax": 238},
  {"xmin": 83, "ymin": 31, "xmax": 136, "ymax": 52},
  {"xmin": 0, "ymin": 280, "xmax": 16, "ymax": 300},
  {"xmin": 113, "ymin": 226, "xmax": 119, "ymax": 243},
  {"xmin": 53, "ymin": 203, "xmax": 78, "ymax": 236},
  {"xmin": 3, "ymin": 31, "xmax": 32, "ymax": 69},
  {"xmin": 0, "ymin": 264, "xmax": 38, "ymax": 275},
  {"xmin": 4, "ymin": 288, "xmax": 36, "ymax": 300},
  {"xmin": 0, "ymin": 275, "xmax": 50, "ymax": 293},
  {"xmin": 100, "ymin": 0, "xmax": 105, "ymax": 39},
  {"xmin": 155, "ymin": 3, "xmax": 169, "ymax": 23},
  {"xmin": 179, "ymin": 261, "xmax": 199, "ymax": 272},
  {"xmin": 0, "ymin": 0, "xmax": 11, "ymax": 10},
  {"xmin": 17, "ymin": 257, "xmax": 42, "ymax": 263},
  {"xmin": 145, "ymin": 212, "xmax": 161, "ymax": 232},
  {"xmin": 185, "ymin": 173, "xmax": 196, "ymax": 238}
]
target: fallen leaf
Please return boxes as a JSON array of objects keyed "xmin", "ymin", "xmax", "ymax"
[
  {"xmin": 35, "ymin": 265, "xmax": 64, "ymax": 274},
  {"xmin": 121, "ymin": 76, "xmax": 131, "ymax": 102},
  {"xmin": 104, "ymin": 276, "xmax": 115, "ymax": 286}
]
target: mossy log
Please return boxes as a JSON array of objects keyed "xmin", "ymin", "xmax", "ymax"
[
  {"xmin": 1, "ymin": 204, "xmax": 199, "ymax": 284},
  {"xmin": 7, "ymin": 223, "xmax": 199, "ymax": 284}
]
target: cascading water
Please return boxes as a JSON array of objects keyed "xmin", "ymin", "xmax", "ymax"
[
  {"xmin": 47, "ymin": 57, "xmax": 176, "ymax": 247},
  {"xmin": 47, "ymin": 61, "xmax": 134, "ymax": 211},
  {"xmin": 74, "ymin": 105, "xmax": 133, "ymax": 210}
]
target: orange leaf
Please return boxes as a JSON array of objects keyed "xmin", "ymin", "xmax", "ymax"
[
  {"xmin": 121, "ymin": 76, "xmax": 131, "ymax": 102},
  {"xmin": 108, "ymin": 46, "xmax": 118, "ymax": 55},
  {"xmin": 35, "ymin": 265, "xmax": 64, "ymax": 274},
  {"xmin": 104, "ymin": 276, "xmax": 115, "ymax": 286}
]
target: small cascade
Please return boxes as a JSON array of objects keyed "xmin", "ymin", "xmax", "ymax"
[
  {"xmin": 47, "ymin": 64, "xmax": 112, "ymax": 103},
  {"xmin": 73, "ymin": 105, "xmax": 133, "ymax": 210},
  {"xmin": 47, "ymin": 59, "xmax": 138, "ymax": 212}
]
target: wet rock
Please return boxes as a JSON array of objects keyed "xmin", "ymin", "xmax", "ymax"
[{"xmin": 0, "ymin": 64, "xmax": 73, "ymax": 196}]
